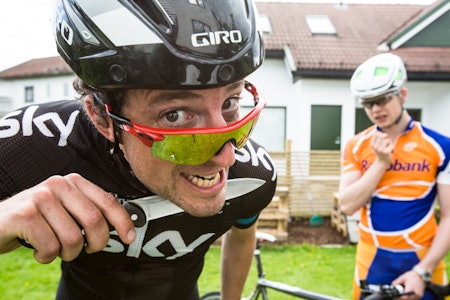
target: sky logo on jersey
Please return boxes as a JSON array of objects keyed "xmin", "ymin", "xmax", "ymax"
[
  {"xmin": 191, "ymin": 30, "xmax": 242, "ymax": 47},
  {"xmin": 361, "ymin": 159, "xmax": 431, "ymax": 172},
  {"xmin": 0, "ymin": 105, "xmax": 79, "ymax": 146}
]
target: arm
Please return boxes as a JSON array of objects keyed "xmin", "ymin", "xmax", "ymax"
[
  {"xmin": 393, "ymin": 183, "xmax": 450, "ymax": 299},
  {"xmin": 338, "ymin": 159, "xmax": 388, "ymax": 215},
  {"xmin": 220, "ymin": 222, "xmax": 256, "ymax": 300},
  {"xmin": 0, "ymin": 173, "xmax": 135, "ymax": 263},
  {"xmin": 338, "ymin": 131, "xmax": 393, "ymax": 215}
]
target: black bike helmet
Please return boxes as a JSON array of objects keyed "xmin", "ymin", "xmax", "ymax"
[{"xmin": 53, "ymin": 0, "xmax": 264, "ymax": 89}]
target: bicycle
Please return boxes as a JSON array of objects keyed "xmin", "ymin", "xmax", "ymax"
[
  {"xmin": 201, "ymin": 231, "xmax": 450, "ymax": 300},
  {"xmin": 360, "ymin": 279, "xmax": 450, "ymax": 300},
  {"xmin": 201, "ymin": 231, "xmax": 345, "ymax": 300}
]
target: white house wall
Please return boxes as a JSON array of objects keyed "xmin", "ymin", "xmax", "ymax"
[
  {"xmin": 0, "ymin": 57, "xmax": 448, "ymax": 152},
  {"xmin": 2, "ymin": 75, "xmax": 76, "ymax": 111},
  {"xmin": 248, "ymin": 57, "xmax": 450, "ymax": 153},
  {"xmin": 248, "ymin": 57, "xmax": 353, "ymax": 152},
  {"xmin": 405, "ymin": 81, "xmax": 450, "ymax": 137},
  {"xmin": 247, "ymin": 58, "xmax": 301, "ymax": 150}
]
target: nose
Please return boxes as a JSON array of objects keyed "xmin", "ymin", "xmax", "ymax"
[{"xmin": 210, "ymin": 141, "xmax": 236, "ymax": 167}]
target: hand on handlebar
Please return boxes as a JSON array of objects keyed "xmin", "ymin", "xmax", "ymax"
[
  {"xmin": 360, "ymin": 280, "xmax": 414, "ymax": 300},
  {"xmin": 0, "ymin": 174, "xmax": 136, "ymax": 263},
  {"xmin": 392, "ymin": 269, "xmax": 426, "ymax": 299}
]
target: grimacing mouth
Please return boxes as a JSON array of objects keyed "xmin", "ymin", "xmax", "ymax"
[{"xmin": 186, "ymin": 173, "xmax": 221, "ymax": 187}]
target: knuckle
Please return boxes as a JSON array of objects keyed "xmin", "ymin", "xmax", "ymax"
[
  {"xmin": 45, "ymin": 242, "xmax": 62, "ymax": 257},
  {"xmin": 43, "ymin": 175, "xmax": 67, "ymax": 187},
  {"xmin": 83, "ymin": 210, "xmax": 104, "ymax": 228},
  {"xmin": 63, "ymin": 230, "xmax": 84, "ymax": 249},
  {"xmin": 36, "ymin": 243, "xmax": 61, "ymax": 263},
  {"xmin": 101, "ymin": 192, "xmax": 119, "ymax": 207},
  {"xmin": 65, "ymin": 173, "xmax": 83, "ymax": 182}
]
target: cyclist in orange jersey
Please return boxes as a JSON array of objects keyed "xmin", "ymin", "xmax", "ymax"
[{"xmin": 338, "ymin": 53, "xmax": 450, "ymax": 300}]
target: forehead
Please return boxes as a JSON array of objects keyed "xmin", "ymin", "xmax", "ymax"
[
  {"xmin": 361, "ymin": 92, "xmax": 396, "ymax": 103},
  {"xmin": 124, "ymin": 81, "xmax": 245, "ymax": 105}
]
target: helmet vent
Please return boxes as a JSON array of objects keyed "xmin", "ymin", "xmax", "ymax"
[
  {"xmin": 109, "ymin": 64, "xmax": 127, "ymax": 83},
  {"xmin": 218, "ymin": 65, "xmax": 234, "ymax": 82},
  {"xmin": 129, "ymin": 0, "xmax": 176, "ymax": 33}
]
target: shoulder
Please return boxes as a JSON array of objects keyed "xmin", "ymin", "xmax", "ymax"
[
  {"xmin": 229, "ymin": 139, "xmax": 277, "ymax": 200},
  {"xmin": 231, "ymin": 139, "xmax": 277, "ymax": 183},
  {"xmin": 417, "ymin": 123, "xmax": 450, "ymax": 147},
  {"xmin": 227, "ymin": 139, "xmax": 277, "ymax": 224},
  {"xmin": 344, "ymin": 126, "xmax": 375, "ymax": 152},
  {"xmin": 0, "ymin": 100, "xmax": 100, "ymax": 149}
]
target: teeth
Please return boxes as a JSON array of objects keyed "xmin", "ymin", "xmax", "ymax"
[{"xmin": 187, "ymin": 173, "xmax": 220, "ymax": 187}]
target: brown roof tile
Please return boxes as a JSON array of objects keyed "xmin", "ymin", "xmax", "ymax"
[
  {"xmin": 257, "ymin": 2, "xmax": 450, "ymax": 75},
  {"xmin": 0, "ymin": 56, "xmax": 73, "ymax": 79},
  {"xmin": 1, "ymin": 2, "xmax": 449, "ymax": 79}
]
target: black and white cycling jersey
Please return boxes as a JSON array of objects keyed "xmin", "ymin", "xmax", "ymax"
[{"xmin": 0, "ymin": 100, "xmax": 277, "ymax": 300}]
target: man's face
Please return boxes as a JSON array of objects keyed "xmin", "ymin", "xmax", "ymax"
[
  {"xmin": 363, "ymin": 89, "xmax": 406, "ymax": 129},
  {"xmin": 116, "ymin": 82, "xmax": 245, "ymax": 217}
]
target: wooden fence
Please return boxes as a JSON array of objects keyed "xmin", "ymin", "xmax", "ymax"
[
  {"xmin": 256, "ymin": 141, "xmax": 342, "ymax": 240},
  {"xmin": 267, "ymin": 140, "xmax": 341, "ymax": 217}
]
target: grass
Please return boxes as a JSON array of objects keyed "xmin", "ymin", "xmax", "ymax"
[
  {"xmin": 0, "ymin": 248, "xmax": 61, "ymax": 299},
  {"xmin": 1, "ymin": 244, "xmax": 355, "ymax": 299},
  {"xmin": 199, "ymin": 244, "xmax": 356, "ymax": 299},
  {"xmin": 2, "ymin": 244, "xmax": 450, "ymax": 299}
]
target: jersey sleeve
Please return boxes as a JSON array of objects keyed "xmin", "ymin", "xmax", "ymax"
[
  {"xmin": 436, "ymin": 137, "xmax": 450, "ymax": 185},
  {"xmin": 342, "ymin": 136, "xmax": 361, "ymax": 174},
  {"xmin": 229, "ymin": 139, "xmax": 277, "ymax": 229}
]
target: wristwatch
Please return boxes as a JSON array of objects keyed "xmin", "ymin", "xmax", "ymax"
[{"xmin": 413, "ymin": 265, "xmax": 432, "ymax": 282}]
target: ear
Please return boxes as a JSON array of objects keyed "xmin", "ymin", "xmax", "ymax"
[
  {"xmin": 85, "ymin": 95, "xmax": 115, "ymax": 142},
  {"xmin": 399, "ymin": 86, "xmax": 408, "ymax": 99}
]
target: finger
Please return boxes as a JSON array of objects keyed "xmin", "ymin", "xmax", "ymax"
[
  {"xmin": 22, "ymin": 217, "xmax": 61, "ymax": 264},
  {"xmin": 10, "ymin": 187, "xmax": 75, "ymax": 263},
  {"xmin": 36, "ymin": 196, "xmax": 87, "ymax": 260},
  {"xmin": 42, "ymin": 175, "xmax": 113, "ymax": 254},
  {"xmin": 63, "ymin": 174, "xmax": 136, "ymax": 248},
  {"xmin": 29, "ymin": 182, "xmax": 89, "ymax": 261}
]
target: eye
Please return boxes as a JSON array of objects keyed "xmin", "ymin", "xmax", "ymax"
[
  {"xmin": 222, "ymin": 96, "xmax": 240, "ymax": 123},
  {"xmin": 165, "ymin": 110, "xmax": 179, "ymax": 123},
  {"xmin": 163, "ymin": 109, "xmax": 191, "ymax": 125}
]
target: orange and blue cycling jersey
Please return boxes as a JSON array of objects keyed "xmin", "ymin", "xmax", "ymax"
[{"xmin": 342, "ymin": 119, "xmax": 450, "ymax": 300}]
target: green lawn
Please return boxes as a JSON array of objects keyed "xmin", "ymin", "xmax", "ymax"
[
  {"xmin": 199, "ymin": 244, "xmax": 356, "ymax": 299},
  {"xmin": 1, "ymin": 244, "xmax": 450, "ymax": 299},
  {"xmin": 0, "ymin": 248, "xmax": 61, "ymax": 299}
]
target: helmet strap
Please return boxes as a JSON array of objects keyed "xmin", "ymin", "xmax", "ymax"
[
  {"xmin": 394, "ymin": 107, "xmax": 405, "ymax": 125},
  {"xmin": 110, "ymin": 124, "xmax": 123, "ymax": 155}
]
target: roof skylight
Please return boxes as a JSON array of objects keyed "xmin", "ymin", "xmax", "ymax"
[{"xmin": 305, "ymin": 15, "xmax": 336, "ymax": 35}]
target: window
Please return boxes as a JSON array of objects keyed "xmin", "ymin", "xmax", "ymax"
[
  {"xmin": 305, "ymin": 15, "xmax": 337, "ymax": 36},
  {"xmin": 258, "ymin": 14, "xmax": 272, "ymax": 34},
  {"xmin": 25, "ymin": 86, "xmax": 34, "ymax": 103},
  {"xmin": 63, "ymin": 83, "xmax": 70, "ymax": 97},
  {"xmin": 241, "ymin": 106, "xmax": 286, "ymax": 152}
]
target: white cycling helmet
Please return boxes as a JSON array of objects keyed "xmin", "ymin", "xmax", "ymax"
[{"xmin": 350, "ymin": 53, "xmax": 407, "ymax": 101}]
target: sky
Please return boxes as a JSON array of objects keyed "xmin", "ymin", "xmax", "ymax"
[{"xmin": 0, "ymin": 0, "xmax": 436, "ymax": 72}]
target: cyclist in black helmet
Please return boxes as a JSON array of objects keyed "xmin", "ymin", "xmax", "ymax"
[{"xmin": 0, "ymin": 1, "xmax": 277, "ymax": 299}]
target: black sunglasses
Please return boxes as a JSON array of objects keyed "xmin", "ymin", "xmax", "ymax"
[{"xmin": 361, "ymin": 92, "xmax": 399, "ymax": 109}]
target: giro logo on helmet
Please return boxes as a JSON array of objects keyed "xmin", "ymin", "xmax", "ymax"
[
  {"xmin": 191, "ymin": 30, "xmax": 243, "ymax": 47},
  {"xmin": 55, "ymin": 10, "xmax": 74, "ymax": 46}
]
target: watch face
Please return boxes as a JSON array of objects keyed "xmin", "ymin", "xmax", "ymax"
[{"xmin": 414, "ymin": 266, "xmax": 431, "ymax": 282}]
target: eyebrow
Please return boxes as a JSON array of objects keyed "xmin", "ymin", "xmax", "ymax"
[{"xmin": 152, "ymin": 81, "xmax": 245, "ymax": 104}]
